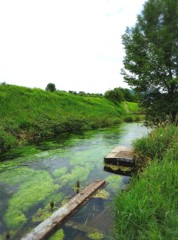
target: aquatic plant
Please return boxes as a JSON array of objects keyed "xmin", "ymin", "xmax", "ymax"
[
  {"xmin": 4, "ymin": 170, "xmax": 59, "ymax": 229},
  {"xmin": 104, "ymin": 164, "xmax": 132, "ymax": 172},
  {"xmin": 93, "ymin": 189, "xmax": 110, "ymax": 199},
  {"xmin": 87, "ymin": 231, "xmax": 104, "ymax": 240},
  {"xmin": 59, "ymin": 166, "xmax": 90, "ymax": 186},
  {"xmin": 49, "ymin": 229, "xmax": 65, "ymax": 240},
  {"xmin": 105, "ymin": 175, "xmax": 122, "ymax": 192},
  {"xmin": 0, "ymin": 167, "xmax": 37, "ymax": 185},
  {"xmin": 52, "ymin": 167, "xmax": 67, "ymax": 177},
  {"xmin": 33, "ymin": 193, "xmax": 64, "ymax": 222},
  {"xmin": 32, "ymin": 207, "xmax": 55, "ymax": 223}
]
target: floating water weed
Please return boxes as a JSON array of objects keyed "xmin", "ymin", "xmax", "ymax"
[
  {"xmin": 4, "ymin": 170, "xmax": 59, "ymax": 228},
  {"xmin": 105, "ymin": 175, "xmax": 122, "ymax": 192},
  {"xmin": 93, "ymin": 189, "xmax": 110, "ymax": 199},
  {"xmin": 87, "ymin": 231, "xmax": 104, "ymax": 240},
  {"xmin": 49, "ymin": 229, "xmax": 64, "ymax": 240}
]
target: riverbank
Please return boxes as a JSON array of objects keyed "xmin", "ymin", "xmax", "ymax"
[
  {"xmin": 0, "ymin": 84, "xmax": 141, "ymax": 155},
  {"xmin": 114, "ymin": 125, "xmax": 178, "ymax": 239}
]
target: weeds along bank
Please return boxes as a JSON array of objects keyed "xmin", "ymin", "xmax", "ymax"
[
  {"xmin": 114, "ymin": 125, "xmax": 178, "ymax": 240},
  {"xmin": 0, "ymin": 84, "xmax": 140, "ymax": 154}
]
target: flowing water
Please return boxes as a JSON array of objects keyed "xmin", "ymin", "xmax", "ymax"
[{"xmin": 0, "ymin": 123, "xmax": 150, "ymax": 240}]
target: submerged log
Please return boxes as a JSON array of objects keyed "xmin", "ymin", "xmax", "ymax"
[
  {"xmin": 65, "ymin": 220, "xmax": 99, "ymax": 234},
  {"xmin": 21, "ymin": 180, "xmax": 105, "ymax": 240}
]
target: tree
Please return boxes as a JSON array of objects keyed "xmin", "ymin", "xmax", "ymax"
[
  {"xmin": 45, "ymin": 83, "xmax": 56, "ymax": 92},
  {"xmin": 122, "ymin": 0, "xmax": 178, "ymax": 123},
  {"xmin": 118, "ymin": 87, "xmax": 137, "ymax": 102},
  {"xmin": 104, "ymin": 88, "xmax": 124, "ymax": 103}
]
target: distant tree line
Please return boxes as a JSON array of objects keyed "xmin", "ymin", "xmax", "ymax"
[{"xmin": 45, "ymin": 83, "xmax": 137, "ymax": 102}]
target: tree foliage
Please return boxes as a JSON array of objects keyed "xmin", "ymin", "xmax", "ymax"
[
  {"xmin": 104, "ymin": 88, "xmax": 124, "ymax": 103},
  {"xmin": 45, "ymin": 83, "xmax": 56, "ymax": 92},
  {"xmin": 122, "ymin": 0, "xmax": 178, "ymax": 123}
]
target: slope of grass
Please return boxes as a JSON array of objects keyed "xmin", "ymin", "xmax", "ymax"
[
  {"xmin": 113, "ymin": 125, "xmax": 178, "ymax": 240},
  {"xmin": 0, "ymin": 84, "xmax": 140, "ymax": 154}
]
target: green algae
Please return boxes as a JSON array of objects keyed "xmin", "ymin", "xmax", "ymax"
[
  {"xmin": 93, "ymin": 189, "xmax": 110, "ymax": 199},
  {"xmin": 33, "ymin": 193, "xmax": 64, "ymax": 223},
  {"xmin": 59, "ymin": 166, "xmax": 90, "ymax": 186},
  {"xmin": 87, "ymin": 231, "xmax": 104, "ymax": 240},
  {"xmin": 0, "ymin": 167, "xmax": 37, "ymax": 185},
  {"xmin": 43, "ymin": 192, "xmax": 64, "ymax": 206},
  {"xmin": 104, "ymin": 164, "xmax": 132, "ymax": 172},
  {"xmin": 32, "ymin": 207, "xmax": 56, "ymax": 223},
  {"xmin": 4, "ymin": 170, "xmax": 59, "ymax": 229},
  {"xmin": 52, "ymin": 167, "xmax": 67, "ymax": 177},
  {"xmin": 105, "ymin": 175, "xmax": 122, "ymax": 192},
  {"xmin": 49, "ymin": 229, "xmax": 64, "ymax": 240}
]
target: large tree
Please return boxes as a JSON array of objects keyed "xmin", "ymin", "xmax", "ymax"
[{"xmin": 122, "ymin": 0, "xmax": 178, "ymax": 123}]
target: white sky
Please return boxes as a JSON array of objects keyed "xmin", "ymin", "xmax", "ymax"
[{"xmin": 0, "ymin": 0, "xmax": 146, "ymax": 93}]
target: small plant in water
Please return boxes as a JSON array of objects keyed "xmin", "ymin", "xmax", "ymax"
[
  {"xmin": 87, "ymin": 231, "xmax": 104, "ymax": 240},
  {"xmin": 93, "ymin": 189, "xmax": 110, "ymax": 199},
  {"xmin": 49, "ymin": 229, "xmax": 64, "ymax": 240}
]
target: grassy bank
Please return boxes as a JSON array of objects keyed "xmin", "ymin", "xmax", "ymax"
[
  {"xmin": 114, "ymin": 125, "xmax": 178, "ymax": 239},
  {"xmin": 0, "ymin": 84, "xmax": 140, "ymax": 154}
]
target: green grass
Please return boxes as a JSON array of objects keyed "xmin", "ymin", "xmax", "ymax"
[
  {"xmin": 0, "ymin": 84, "xmax": 140, "ymax": 154},
  {"xmin": 113, "ymin": 125, "xmax": 178, "ymax": 240}
]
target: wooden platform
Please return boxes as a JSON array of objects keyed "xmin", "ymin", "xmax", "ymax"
[
  {"xmin": 104, "ymin": 146, "xmax": 135, "ymax": 167},
  {"xmin": 21, "ymin": 180, "xmax": 105, "ymax": 240}
]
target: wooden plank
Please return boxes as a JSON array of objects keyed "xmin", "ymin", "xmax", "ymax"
[
  {"xmin": 65, "ymin": 220, "xmax": 99, "ymax": 234},
  {"xmin": 21, "ymin": 180, "xmax": 105, "ymax": 240},
  {"xmin": 104, "ymin": 146, "xmax": 135, "ymax": 167}
]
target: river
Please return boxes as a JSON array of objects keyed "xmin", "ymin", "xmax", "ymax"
[{"xmin": 0, "ymin": 123, "xmax": 150, "ymax": 240}]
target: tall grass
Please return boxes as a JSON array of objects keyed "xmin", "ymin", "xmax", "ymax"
[
  {"xmin": 0, "ymin": 84, "xmax": 139, "ymax": 154},
  {"xmin": 113, "ymin": 125, "xmax": 178, "ymax": 240}
]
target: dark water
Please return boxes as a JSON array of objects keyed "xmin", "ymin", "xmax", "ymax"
[{"xmin": 0, "ymin": 123, "xmax": 150, "ymax": 240}]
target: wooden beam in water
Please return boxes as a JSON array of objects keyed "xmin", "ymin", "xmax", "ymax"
[
  {"xmin": 65, "ymin": 220, "xmax": 99, "ymax": 234},
  {"xmin": 104, "ymin": 146, "xmax": 135, "ymax": 167},
  {"xmin": 21, "ymin": 179, "xmax": 105, "ymax": 240}
]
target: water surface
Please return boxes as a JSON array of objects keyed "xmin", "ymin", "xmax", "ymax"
[{"xmin": 0, "ymin": 123, "xmax": 150, "ymax": 240}]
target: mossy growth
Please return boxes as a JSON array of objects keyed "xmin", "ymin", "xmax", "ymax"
[
  {"xmin": 52, "ymin": 167, "xmax": 67, "ymax": 177},
  {"xmin": 93, "ymin": 189, "xmax": 110, "ymax": 199},
  {"xmin": 59, "ymin": 166, "xmax": 90, "ymax": 186},
  {"xmin": 32, "ymin": 208, "xmax": 54, "ymax": 223},
  {"xmin": 105, "ymin": 164, "xmax": 132, "ymax": 172},
  {"xmin": 0, "ymin": 167, "xmax": 36, "ymax": 185},
  {"xmin": 4, "ymin": 170, "xmax": 59, "ymax": 229},
  {"xmin": 49, "ymin": 229, "xmax": 65, "ymax": 240},
  {"xmin": 105, "ymin": 175, "xmax": 122, "ymax": 192},
  {"xmin": 87, "ymin": 231, "xmax": 104, "ymax": 240},
  {"xmin": 33, "ymin": 193, "xmax": 64, "ymax": 223}
]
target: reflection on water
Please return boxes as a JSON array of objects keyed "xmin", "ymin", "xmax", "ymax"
[{"xmin": 0, "ymin": 123, "xmax": 150, "ymax": 239}]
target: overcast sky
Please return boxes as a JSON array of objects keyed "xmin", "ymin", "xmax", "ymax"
[{"xmin": 0, "ymin": 0, "xmax": 146, "ymax": 93}]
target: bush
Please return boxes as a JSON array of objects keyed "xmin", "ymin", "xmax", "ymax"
[
  {"xmin": 45, "ymin": 83, "xmax": 56, "ymax": 92},
  {"xmin": 104, "ymin": 88, "xmax": 124, "ymax": 103}
]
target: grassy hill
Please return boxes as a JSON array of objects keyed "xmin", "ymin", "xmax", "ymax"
[{"xmin": 0, "ymin": 84, "xmax": 140, "ymax": 154}]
